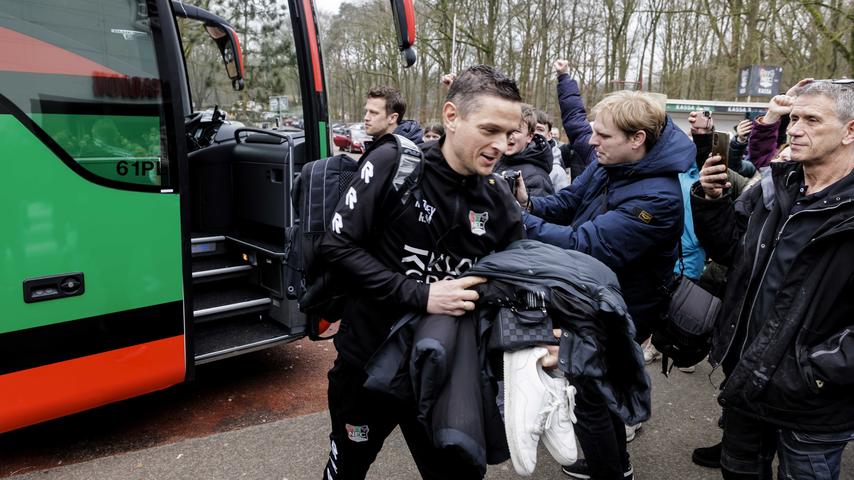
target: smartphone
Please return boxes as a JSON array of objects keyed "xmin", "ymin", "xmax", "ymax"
[
  {"xmin": 695, "ymin": 110, "xmax": 712, "ymax": 129},
  {"xmin": 711, "ymin": 131, "xmax": 730, "ymax": 164}
]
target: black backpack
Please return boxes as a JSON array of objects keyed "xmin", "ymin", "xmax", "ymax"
[
  {"xmin": 286, "ymin": 134, "xmax": 423, "ymax": 339},
  {"xmin": 651, "ymin": 252, "xmax": 721, "ymax": 375}
]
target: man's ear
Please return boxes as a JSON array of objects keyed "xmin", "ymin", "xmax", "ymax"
[
  {"xmin": 842, "ymin": 119, "xmax": 854, "ymax": 146},
  {"xmin": 389, "ymin": 112, "xmax": 399, "ymax": 125},
  {"xmin": 631, "ymin": 130, "xmax": 647, "ymax": 149},
  {"xmin": 443, "ymin": 101, "xmax": 458, "ymax": 133}
]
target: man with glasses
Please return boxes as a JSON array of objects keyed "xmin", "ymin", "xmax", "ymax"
[{"xmin": 692, "ymin": 78, "xmax": 854, "ymax": 480}]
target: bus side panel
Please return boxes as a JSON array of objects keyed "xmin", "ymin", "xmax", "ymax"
[
  {"xmin": 0, "ymin": 114, "xmax": 185, "ymax": 430},
  {"xmin": 0, "ymin": 116, "xmax": 184, "ymax": 334},
  {"xmin": 0, "ymin": 336, "xmax": 184, "ymax": 433}
]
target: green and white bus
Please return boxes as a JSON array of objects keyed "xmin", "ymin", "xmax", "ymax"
[{"xmin": 0, "ymin": 0, "xmax": 416, "ymax": 433}]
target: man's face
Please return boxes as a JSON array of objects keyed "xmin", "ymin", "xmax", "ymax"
[
  {"xmin": 363, "ymin": 97, "xmax": 397, "ymax": 138},
  {"xmin": 505, "ymin": 120, "xmax": 532, "ymax": 156},
  {"xmin": 787, "ymin": 94, "xmax": 851, "ymax": 164},
  {"xmin": 588, "ymin": 111, "xmax": 644, "ymax": 165},
  {"xmin": 443, "ymin": 96, "xmax": 521, "ymax": 176},
  {"xmin": 535, "ymin": 123, "xmax": 552, "ymax": 141}
]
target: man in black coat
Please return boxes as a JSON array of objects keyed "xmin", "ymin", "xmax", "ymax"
[
  {"xmin": 495, "ymin": 105, "xmax": 557, "ymax": 197},
  {"xmin": 692, "ymin": 79, "xmax": 854, "ymax": 480},
  {"xmin": 319, "ymin": 65, "xmax": 524, "ymax": 480}
]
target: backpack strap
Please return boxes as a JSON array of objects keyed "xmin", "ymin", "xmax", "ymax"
[{"xmin": 390, "ymin": 134, "xmax": 423, "ymax": 204}]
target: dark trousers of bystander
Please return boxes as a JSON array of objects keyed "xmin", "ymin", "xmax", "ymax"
[
  {"xmin": 570, "ymin": 376, "xmax": 631, "ymax": 480},
  {"xmin": 721, "ymin": 408, "xmax": 854, "ymax": 480}
]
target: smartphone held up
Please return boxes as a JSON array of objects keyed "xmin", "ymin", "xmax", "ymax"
[
  {"xmin": 711, "ymin": 131, "xmax": 730, "ymax": 165},
  {"xmin": 694, "ymin": 110, "xmax": 712, "ymax": 130}
]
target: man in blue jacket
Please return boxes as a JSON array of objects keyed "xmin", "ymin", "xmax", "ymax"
[{"xmin": 514, "ymin": 59, "xmax": 694, "ymax": 480}]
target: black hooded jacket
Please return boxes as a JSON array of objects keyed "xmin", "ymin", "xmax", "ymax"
[
  {"xmin": 319, "ymin": 137, "xmax": 524, "ymax": 368},
  {"xmin": 495, "ymin": 134, "xmax": 555, "ymax": 197}
]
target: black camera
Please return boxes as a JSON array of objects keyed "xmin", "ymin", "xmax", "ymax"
[{"xmin": 502, "ymin": 170, "xmax": 521, "ymax": 196}]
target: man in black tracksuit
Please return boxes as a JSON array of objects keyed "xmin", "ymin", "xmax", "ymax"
[
  {"xmin": 319, "ymin": 65, "xmax": 525, "ymax": 480},
  {"xmin": 692, "ymin": 81, "xmax": 854, "ymax": 479}
]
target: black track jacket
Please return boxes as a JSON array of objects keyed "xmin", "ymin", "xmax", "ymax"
[{"xmin": 320, "ymin": 136, "xmax": 524, "ymax": 367}]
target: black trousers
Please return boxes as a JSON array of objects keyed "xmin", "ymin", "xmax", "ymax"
[
  {"xmin": 323, "ymin": 357, "xmax": 482, "ymax": 480},
  {"xmin": 570, "ymin": 376, "xmax": 631, "ymax": 480}
]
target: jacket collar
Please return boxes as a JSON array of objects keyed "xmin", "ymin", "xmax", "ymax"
[
  {"xmin": 425, "ymin": 138, "xmax": 481, "ymax": 189},
  {"xmin": 770, "ymin": 161, "xmax": 854, "ymax": 213}
]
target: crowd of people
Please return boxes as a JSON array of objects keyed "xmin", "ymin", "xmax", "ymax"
[{"xmin": 317, "ymin": 61, "xmax": 854, "ymax": 480}]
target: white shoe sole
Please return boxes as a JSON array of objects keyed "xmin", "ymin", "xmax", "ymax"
[{"xmin": 504, "ymin": 348, "xmax": 546, "ymax": 476}]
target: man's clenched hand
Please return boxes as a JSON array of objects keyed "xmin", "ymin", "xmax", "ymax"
[{"xmin": 427, "ymin": 276, "xmax": 486, "ymax": 316}]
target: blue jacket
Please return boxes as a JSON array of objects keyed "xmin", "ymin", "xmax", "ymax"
[
  {"xmin": 676, "ymin": 166, "xmax": 706, "ymax": 280},
  {"xmin": 394, "ymin": 119, "xmax": 424, "ymax": 145},
  {"xmin": 524, "ymin": 75, "xmax": 695, "ymax": 338}
]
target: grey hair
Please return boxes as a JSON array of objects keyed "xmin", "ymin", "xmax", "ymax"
[{"xmin": 792, "ymin": 81, "xmax": 854, "ymax": 123}]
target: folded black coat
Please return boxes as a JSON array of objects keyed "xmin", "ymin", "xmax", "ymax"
[
  {"xmin": 364, "ymin": 240, "xmax": 651, "ymax": 472},
  {"xmin": 469, "ymin": 240, "xmax": 651, "ymax": 426}
]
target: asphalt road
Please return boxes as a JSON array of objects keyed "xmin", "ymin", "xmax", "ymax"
[{"xmin": 8, "ymin": 358, "xmax": 853, "ymax": 480}]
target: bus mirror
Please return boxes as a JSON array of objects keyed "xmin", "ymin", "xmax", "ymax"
[
  {"xmin": 172, "ymin": 2, "xmax": 246, "ymax": 91},
  {"xmin": 205, "ymin": 24, "xmax": 245, "ymax": 91},
  {"xmin": 389, "ymin": 0, "xmax": 416, "ymax": 67}
]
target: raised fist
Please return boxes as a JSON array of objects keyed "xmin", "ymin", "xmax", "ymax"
[
  {"xmin": 553, "ymin": 59, "xmax": 570, "ymax": 77},
  {"xmin": 441, "ymin": 73, "xmax": 456, "ymax": 89}
]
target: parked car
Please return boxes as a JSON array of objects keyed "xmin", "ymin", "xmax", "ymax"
[{"xmin": 333, "ymin": 127, "xmax": 371, "ymax": 153}]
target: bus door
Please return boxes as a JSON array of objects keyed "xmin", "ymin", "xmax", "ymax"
[
  {"xmin": 0, "ymin": 0, "xmax": 188, "ymax": 432},
  {"xmin": 289, "ymin": 0, "xmax": 417, "ymax": 165}
]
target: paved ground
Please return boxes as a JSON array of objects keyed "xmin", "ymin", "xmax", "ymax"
[
  {"xmin": 0, "ymin": 337, "xmax": 338, "ymax": 477},
  {"xmin": 12, "ymin": 360, "xmax": 852, "ymax": 480}
]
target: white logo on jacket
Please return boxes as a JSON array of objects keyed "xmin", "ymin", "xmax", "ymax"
[
  {"xmin": 332, "ymin": 213, "xmax": 343, "ymax": 234},
  {"xmin": 361, "ymin": 161, "xmax": 374, "ymax": 184},
  {"xmin": 401, "ymin": 244, "xmax": 475, "ymax": 283},
  {"xmin": 415, "ymin": 198, "xmax": 436, "ymax": 224},
  {"xmin": 345, "ymin": 187, "xmax": 358, "ymax": 209}
]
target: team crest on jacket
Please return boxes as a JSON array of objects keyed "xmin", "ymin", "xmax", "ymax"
[{"xmin": 469, "ymin": 211, "xmax": 488, "ymax": 236}]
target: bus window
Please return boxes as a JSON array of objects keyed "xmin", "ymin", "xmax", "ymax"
[
  {"xmin": 177, "ymin": 8, "xmax": 303, "ymax": 133},
  {"xmin": 0, "ymin": 0, "xmax": 169, "ymax": 187}
]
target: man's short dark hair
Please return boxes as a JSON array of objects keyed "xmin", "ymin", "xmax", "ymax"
[
  {"xmin": 367, "ymin": 85, "xmax": 406, "ymax": 119},
  {"xmin": 446, "ymin": 65, "xmax": 522, "ymax": 116},
  {"xmin": 535, "ymin": 109, "xmax": 553, "ymax": 131}
]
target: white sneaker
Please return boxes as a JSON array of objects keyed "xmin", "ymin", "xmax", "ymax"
[
  {"xmin": 643, "ymin": 343, "xmax": 661, "ymax": 364},
  {"xmin": 625, "ymin": 422, "xmax": 642, "ymax": 442},
  {"xmin": 678, "ymin": 365, "xmax": 696, "ymax": 373},
  {"xmin": 503, "ymin": 347, "xmax": 548, "ymax": 476},
  {"xmin": 540, "ymin": 379, "xmax": 578, "ymax": 467}
]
